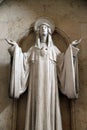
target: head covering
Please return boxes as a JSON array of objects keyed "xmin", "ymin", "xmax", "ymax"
[
  {"xmin": 34, "ymin": 18, "xmax": 55, "ymax": 48},
  {"xmin": 34, "ymin": 18, "xmax": 55, "ymax": 33}
]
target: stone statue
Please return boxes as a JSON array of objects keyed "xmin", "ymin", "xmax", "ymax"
[{"xmin": 6, "ymin": 18, "xmax": 81, "ymax": 130}]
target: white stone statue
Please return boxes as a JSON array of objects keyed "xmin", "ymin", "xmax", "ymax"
[{"xmin": 6, "ymin": 18, "xmax": 81, "ymax": 130}]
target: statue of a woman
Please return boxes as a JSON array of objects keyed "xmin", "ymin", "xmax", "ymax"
[{"xmin": 6, "ymin": 18, "xmax": 81, "ymax": 130}]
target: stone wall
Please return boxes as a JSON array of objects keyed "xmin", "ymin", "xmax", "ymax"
[{"xmin": 0, "ymin": 0, "xmax": 87, "ymax": 130}]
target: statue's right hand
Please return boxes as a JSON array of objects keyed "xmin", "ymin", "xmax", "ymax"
[{"xmin": 5, "ymin": 39, "xmax": 17, "ymax": 46}]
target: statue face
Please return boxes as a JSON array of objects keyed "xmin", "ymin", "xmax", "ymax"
[{"xmin": 39, "ymin": 24, "xmax": 48, "ymax": 37}]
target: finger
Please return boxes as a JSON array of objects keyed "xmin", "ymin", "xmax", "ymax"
[
  {"xmin": 9, "ymin": 40, "xmax": 14, "ymax": 42},
  {"xmin": 8, "ymin": 40, "xmax": 14, "ymax": 43},
  {"xmin": 75, "ymin": 39, "xmax": 82, "ymax": 44},
  {"xmin": 5, "ymin": 39, "xmax": 14, "ymax": 45},
  {"xmin": 5, "ymin": 38, "xmax": 9, "ymax": 42},
  {"xmin": 5, "ymin": 39, "xmax": 11, "ymax": 43},
  {"xmin": 74, "ymin": 40, "xmax": 78, "ymax": 42},
  {"xmin": 78, "ymin": 38, "xmax": 82, "ymax": 43}
]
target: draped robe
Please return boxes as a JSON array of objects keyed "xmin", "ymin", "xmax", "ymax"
[{"xmin": 8, "ymin": 43, "xmax": 79, "ymax": 130}]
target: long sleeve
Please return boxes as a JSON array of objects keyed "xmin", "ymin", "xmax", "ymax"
[
  {"xmin": 8, "ymin": 45, "xmax": 29, "ymax": 99},
  {"xmin": 57, "ymin": 44, "xmax": 79, "ymax": 99}
]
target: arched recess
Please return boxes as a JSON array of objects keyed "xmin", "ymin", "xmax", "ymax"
[{"xmin": 13, "ymin": 25, "xmax": 76, "ymax": 130}]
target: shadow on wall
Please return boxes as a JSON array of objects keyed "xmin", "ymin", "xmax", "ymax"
[
  {"xmin": 0, "ymin": 64, "xmax": 11, "ymax": 113},
  {"xmin": 0, "ymin": 40, "xmax": 13, "ymax": 113}
]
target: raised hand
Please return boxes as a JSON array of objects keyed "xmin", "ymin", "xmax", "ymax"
[
  {"xmin": 71, "ymin": 38, "xmax": 82, "ymax": 47},
  {"xmin": 5, "ymin": 39, "xmax": 17, "ymax": 46}
]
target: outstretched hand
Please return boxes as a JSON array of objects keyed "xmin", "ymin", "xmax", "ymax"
[
  {"xmin": 5, "ymin": 39, "xmax": 17, "ymax": 46},
  {"xmin": 71, "ymin": 39, "xmax": 82, "ymax": 47}
]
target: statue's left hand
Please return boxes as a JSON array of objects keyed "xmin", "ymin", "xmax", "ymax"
[
  {"xmin": 71, "ymin": 39, "xmax": 82, "ymax": 47},
  {"xmin": 5, "ymin": 39, "xmax": 18, "ymax": 46}
]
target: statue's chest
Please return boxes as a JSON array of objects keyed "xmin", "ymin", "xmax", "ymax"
[
  {"xmin": 28, "ymin": 47, "xmax": 58, "ymax": 66},
  {"xmin": 29, "ymin": 48, "xmax": 50, "ymax": 62}
]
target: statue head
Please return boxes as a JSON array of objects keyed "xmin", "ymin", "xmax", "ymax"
[
  {"xmin": 34, "ymin": 18, "xmax": 55, "ymax": 47},
  {"xmin": 39, "ymin": 24, "xmax": 48, "ymax": 37}
]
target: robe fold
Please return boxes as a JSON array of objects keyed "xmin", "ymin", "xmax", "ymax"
[{"xmin": 9, "ymin": 43, "xmax": 79, "ymax": 130}]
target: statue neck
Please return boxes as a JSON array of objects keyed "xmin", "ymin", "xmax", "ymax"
[{"xmin": 40, "ymin": 35, "xmax": 47, "ymax": 43}]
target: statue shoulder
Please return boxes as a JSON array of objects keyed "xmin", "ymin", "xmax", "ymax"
[
  {"xmin": 26, "ymin": 46, "xmax": 36, "ymax": 57},
  {"xmin": 53, "ymin": 45, "xmax": 61, "ymax": 55},
  {"xmin": 27, "ymin": 46, "xmax": 35, "ymax": 52}
]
